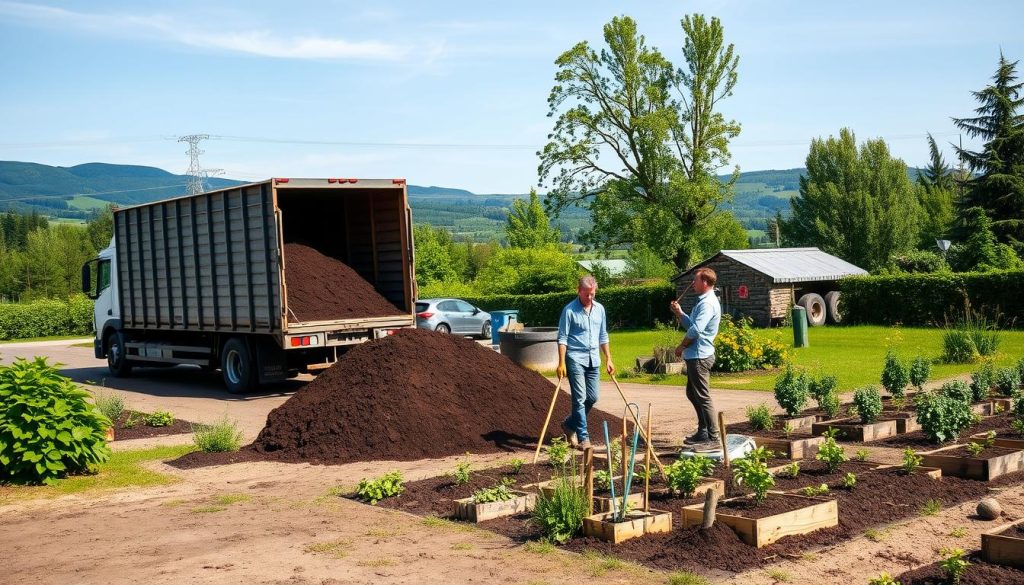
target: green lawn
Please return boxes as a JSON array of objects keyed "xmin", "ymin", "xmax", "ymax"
[
  {"xmin": 0, "ymin": 445, "xmax": 195, "ymax": 504},
  {"xmin": 609, "ymin": 325, "xmax": 1024, "ymax": 392}
]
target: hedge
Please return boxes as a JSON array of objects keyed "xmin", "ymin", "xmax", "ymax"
[
  {"xmin": 461, "ymin": 283, "xmax": 675, "ymax": 329},
  {"xmin": 839, "ymin": 270, "xmax": 1024, "ymax": 326},
  {"xmin": 0, "ymin": 295, "xmax": 94, "ymax": 340}
]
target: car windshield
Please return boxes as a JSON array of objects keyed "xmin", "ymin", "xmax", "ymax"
[{"xmin": 415, "ymin": 302, "xmax": 429, "ymax": 313}]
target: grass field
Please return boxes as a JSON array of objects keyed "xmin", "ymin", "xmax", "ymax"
[
  {"xmin": 68, "ymin": 195, "xmax": 112, "ymax": 211},
  {"xmin": 608, "ymin": 325, "xmax": 1024, "ymax": 392}
]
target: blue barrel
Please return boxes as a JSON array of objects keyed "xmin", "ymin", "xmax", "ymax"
[{"xmin": 489, "ymin": 310, "xmax": 519, "ymax": 346}]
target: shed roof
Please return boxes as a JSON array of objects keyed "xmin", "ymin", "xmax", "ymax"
[
  {"xmin": 577, "ymin": 259, "xmax": 628, "ymax": 276},
  {"xmin": 674, "ymin": 247, "xmax": 868, "ymax": 284}
]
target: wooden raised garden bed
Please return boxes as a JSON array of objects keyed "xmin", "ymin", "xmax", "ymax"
[
  {"xmin": 754, "ymin": 435, "xmax": 825, "ymax": 459},
  {"xmin": 982, "ymin": 519, "xmax": 1024, "ymax": 569},
  {"xmin": 812, "ymin": 418, "xmax": 898, "ymax": 442},
  {"xmin": 680, "ymin": 493, "xmax": 838, "ymax": 547},
  {"xmin": 582, "ymin": 509, "xmax": 673, "ymax": 544},
  {"xmin": 880, "ymin": 411, "xmax": 921, "ymax": 434},
  {"xmin": 971, "ymin": 431, "xmax": 1024, "ymax": 450},
  {"xmin": 453, "ymin": 491, "xmax": 537, "ymax": 522},
  {"xmin": 868, "ymin": 464, "xmax": 943, "ymax": 480},
  {"xmin": 918, "ymin": 444, "xmax": 1024, "ymax": 481},
  {"xmin": 592, "ymin": 477, "xmax": 724, "ymax": 513}
]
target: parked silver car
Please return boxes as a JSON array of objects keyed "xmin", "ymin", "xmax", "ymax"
[{"xmin": 416, "ymin": 298, "xmax": 492, "ymax": 339}]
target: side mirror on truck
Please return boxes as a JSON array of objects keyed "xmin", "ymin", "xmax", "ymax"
[{"xmin": 82, "ymin": 260, "xmax": 98, "ymax": 300}]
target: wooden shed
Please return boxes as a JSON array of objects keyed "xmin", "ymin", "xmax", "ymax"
[{"xmin": 673, "ymin": 248, "xmax": 868, "ymax": 326}]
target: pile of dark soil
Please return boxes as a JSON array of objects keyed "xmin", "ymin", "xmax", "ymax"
[
  {"xmin": 283, "ymin": 243, "xmax": 404, "ymax": 322},
  {"xmin": 375, "ymin": 462, "xmax": 554, "ymax": 518},
  {"xmin": 113, "ymin": 410, "xmax": 194, "ymax": 441},
  {"xmin": 897, "ymin": 555, "xmax": 1024, "ymax": 585},
  {"xmin": 251, "ymin": 328, "xmax": 624, "ymax": 464}
]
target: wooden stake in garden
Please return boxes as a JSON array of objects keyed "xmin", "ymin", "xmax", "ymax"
[
  {"xmin": 532, "ymin": 376, "xmax": 564, "ymax": 464},
  {"xmin": 622, "ymin": 414, "xmax": 628, "ymax": 481},
  {"xmin": 610, "ymin": 376, "xmax": 668, "ymax": 481},
  {"xmin": 717, "ymin": 411, "xmax": 730, "ymax": 468},
  {"xmin": 584, "ymin": 446, "xmax": 594, "ymax": 516},
  {"xmin": 644, "ymin": 403, "xmax": 652, "ymax": 512}
]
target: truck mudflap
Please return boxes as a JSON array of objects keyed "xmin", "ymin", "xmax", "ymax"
[
  {"xmin": 94, "ymin": 338, "xmax": 104, "ymax": 359},
  {"xmin": 253, "ymin": 337, "xmax": 288, "ymax": 384}
]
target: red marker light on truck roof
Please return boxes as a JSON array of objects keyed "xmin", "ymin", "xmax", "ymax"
[
  {"xmin": 392, "ymin": 179, "xmax": 406, "ymax": 185},
  {"xmin": 274, "ymin": 178, "xmax": 290, "ymax": 184}
]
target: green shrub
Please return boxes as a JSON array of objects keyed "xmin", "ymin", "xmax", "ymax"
[
  {"xmin": 356, "ymin": 471, "xmax": 405, "ymax": 504},
  {"xmin": 815, "ymin": 428, "xmax": 848, "ymax": 473},
  {"xmin": 546, "ymin": 437, "xmax": 569, "ymax": 467},
  {"xmin": 971, "ymin": 362, "xmax": 995, "ymax": 401},
  {"xmin": 839, "ymin": 269, "xmax": 1024, "ymax": 327},
  {"xmin": 773, "ymin": 366, "xmax": 809, "ymax": 417},
  {"xmin": 880, "ymin": 351, "xmax": 910, "ymax": 398},
  {"xmin": 665, "ymin": 455, "xmax": 715, "ymax": 498},
  {"xmin": 909, "ymin": 356, "xmax": 931, "ymax": 391},
  {"xmin": 93, "ymin": 392, "xmax": 124, "ymax": 423},
  {"xmin": 713, "ymin": 315, "xmax": 788, "ymax": 373},
  {"xmin": 745, "ymin": 404, "xmax": 774, "ymax": 431},
  {"xmin": 192, "ymin": 417, "xmax": 243, "ymax": 453},
  {"xmin": 0, "ymin": 357, "xmax": 111, "ymax": 484},
  {"xmin": 943, "ymin": 379, "xmax": 974, "ymax": 405},
  {"xmin": 531, "ymin": 456, "xmax": 588, "ymax": 543},
  {"xmin": 994, "ymin": 367, "xmax": 1022, "ymax": 397},
  {"xmin": 0, "ymin": 295, "xmax": 94, "ymax": 340},
  {"xmin": 916, "ymin": 383, "xmax": 973, "ymax": 443},
  {"xmin": 808, "ymin": 374, "xmax": 837, "ymax": 403},
  {"xmin": 144, "ymin": 410, "xmax": 175, "ymax": 427},
  {"xmin": 450, "ymin": 460, "xmax": 472, "ymax": 485},
  {"xmin": 732, "ymin": 446, "xmax": 775, "ymax": 504},
  {"xmin": 901, "ymin": 448, "xmax": 923, "ymax": 474},
  {"xmin": 852, "ymin": 385, "xmax": 883, "ymax": 424},
  {"xmin": 943, "ymin": 329, "xmax": 979, "ymax": 364},
  {"xmin": 818, "ymin": 391, "xmax": 841, "ymax": 419},
  {"xmin": 462, "ymin": 283, "xmax": 674, "ymax": 328}
]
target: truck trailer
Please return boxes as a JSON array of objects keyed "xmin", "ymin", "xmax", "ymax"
[{"xmin": 81, "ymin": 178, "xmax": 416, "ymax": 393}]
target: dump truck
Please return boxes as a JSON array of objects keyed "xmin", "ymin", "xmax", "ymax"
[{"xmin": 81, "ymin": 178, "xmax": 416, "ymax": 393}]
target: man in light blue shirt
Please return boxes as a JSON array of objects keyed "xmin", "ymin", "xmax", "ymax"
[
  {"xmin": 670, "ymin": 267, "xmax": 722, "ymax": 446},
  {"xmin": 556, "ymin": 275, "xmax": 615, "ymax": 450}
]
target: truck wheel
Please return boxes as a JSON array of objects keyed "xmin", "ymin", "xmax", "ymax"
[
  {"xmin": 221, "ymin": 337, "xmax": 258, "ymax": 394},
  {"xmin": 797, "ymin": 293, "xmax": 827, "ymax": 327},
  {"xmin": 106, "ymin": 331, "xmax": 132, "ymax": 377},
  {"xmin": 824, "ymin": 291, "xmax": 843, "ymax": 324}
]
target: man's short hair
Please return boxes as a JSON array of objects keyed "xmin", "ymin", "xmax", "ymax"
[
  {"xmin": 579, "ymin": 275, "xmax": 598, "ymax": 289},
  {"xmin": 695, "ymin": 267, "xmax": 717, "ymax": 287}
]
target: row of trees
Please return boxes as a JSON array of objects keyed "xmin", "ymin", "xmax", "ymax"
[
  {"xmin": 779, "ymin": 54, "xmax": 1024, "ymax": 273},
  {"xmin": 0, "ymin": 209, "xmax": 113, "ymax": 301}
]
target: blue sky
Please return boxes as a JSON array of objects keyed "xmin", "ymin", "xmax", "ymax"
[{"xmin": 1, "ymin": 1, "xmax": 1022, "ymax": 193}]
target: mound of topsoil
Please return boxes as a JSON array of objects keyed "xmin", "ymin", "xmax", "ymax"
[
  {"xmin": 252, "ymin": 328, "xmax": 623, "ymax": 463},
  {"xmin": 283, "ymin": 242, "xmax": 404, "ymax": 322}
]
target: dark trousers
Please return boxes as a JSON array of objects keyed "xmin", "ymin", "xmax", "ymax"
[{"xmin": 685, "ymin": 356, "xmax": 717, "ymax": 438}]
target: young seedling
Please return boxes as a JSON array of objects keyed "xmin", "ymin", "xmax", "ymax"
[
  {"xmin": 901, "ymin": 448, "xmax": 923, "ymax": 474},
  {"xmin": 966, "ymin": 442, "xmax": 984, "ymax": 456},
  {"xmin": 950, "ymin": 527, "xmax": 968, "ymax": 538},
  {"xmin": 982, "ymin": 430, "xmax": 996, "ymax": 448},
  {"xmin": 507, "ymin": 458, "xmax": 525, "ymax": 474},
  {"xmin": 867, "ymin": 573, "xmax": 899, "ymax": 585},
  {"xmin": 665, "ymin": 455, "xmax": 715, "ymax": 498},
  {"xmin": 815, "ymin": 428, "xmax": 847, "ymax": 473},
  {"xmin": 841, "ymin": 472, "xmax": 857, "ymax": 489},
  {"xmin": 732, "ymin": 446, "xmax": 775, "ymax": 504},
  {"xmin": 144, "ymin": 410, "xmax": 175, "ymax": 427},
  {"xmin": 745, "ymin": 404, "xmax": 775, "ymax": 432},
  {"xmin": 782, "ymin": 461, "xmax": 800, "ymax": 478},
  {"xmin": 801, "ymin": 483, "xmax": 829, "ymax": 497},
  {"xmin": 939, "ymin": 547, "xmax": 970, "ymax": 584},
  {"xmin": 920, "ymin": 498, "xmax": 941, "ymax": 516},
  {"xmin": 782, "ymin": 422, "xmax": 794, "ymax": 438},
  {"xmin": 593, "ymin": 469, "xmax": 611, "ymax": 491},
  {"xmin": 471, "ymin": 478, "xmax": 516, "ymax": 504},
  {"xmin": 855, "ymin": 449, "xmax": 870, "ymax": 462},
  {"xmin": 450, "ymin": 460, "xmax": 473, "ymax": 485},
  {"xmin": 546, "ymin": 436, "xmax": 570, "ymax": 467},
  {"xmin": 356, "ymin": 471, "xmax": 405, "ymax": 505}
]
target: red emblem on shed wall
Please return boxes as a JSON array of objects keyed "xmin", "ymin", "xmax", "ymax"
[{"xmin": 738, "ymin": 285, "xmax": 749, "ymax": 299}]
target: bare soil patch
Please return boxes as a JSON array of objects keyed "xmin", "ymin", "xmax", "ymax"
[
  {"xmin": 112, "ymin": 410, "xmax": 194, "ymax": 441},
  {"xmin": 897, "ymin": 555, "xmax": 1024, "ymax": 584}
]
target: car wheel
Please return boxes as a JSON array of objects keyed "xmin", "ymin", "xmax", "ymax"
[
  {"xmin": 106, "ymin": 331, "xmax": 132, "ymax": 377},
  {"xmin": 221, "ymin": 337, "xmax": 258, "ymax": 394},
  {"xmin": 481, "ymin": 321, "xmax": 492, "ymax": 340},
  {"xmin": 435, "ymin": 323, "xmax": 451, "ymax": 334}
]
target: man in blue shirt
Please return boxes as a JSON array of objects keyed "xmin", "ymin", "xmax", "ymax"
[
  {"xmin": 670, "ymin": 267, "xmax": 722, "ymax": 446},
  {"xmin": 556, "ymin": 275, "xmax": 615, "ymax": 450}
]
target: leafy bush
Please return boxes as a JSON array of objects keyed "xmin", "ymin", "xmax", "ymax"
[
  {"xmin": 0, "ymin": 357, "xmax": 111, "ymax": 484},
  {"xmin": 665, "ymin": 455, "xmax": 715, "ymax": 497},
  {"xmin": 852, "ymin": 385, "xmax": 883, "ymax": 424},
  {"xmin": 356, "ymin": 471, "xmax": 405, "ymax": 504},
  {"xmin": 450, "ymin": 460, "xmax": 472, "ymax": 485},
  {"xmin": 909, "ymin": 356, "xmax": 931, "ymax": 391},
  {"xmin": 192, "ymin": 417, "xmax": 243, "ymax": 453},
  {"xmin": 462, "ymin": 283, "xmax": 674, "ymax": 328},
  {"xmin": 808, "ymin": 374, "xmax": 837, "ymax": 404},
  {"xmin": 916, "ymin": 382, "xmax": 974, "ymax": 443},
  {"xmin": 532, "ymin": 456, "xmax": 588, "ymax": 543},
  {"xmin": 94, "ymin": 392, "xmax": 124, "ymax": 423},
  {"xmin": 884, "ymin": 250, "xmax": 950, "ymax": 274},
  {"xmin": 712, "ymin": 315, "xmax": 788, "ymax": 373},
  {"xmin": 818, "ymin": 391, "xmax": 841, "ymax": 419},
  {"xmin": 546, "ymin": 437, "xmax": 569, "ymax": 467},
  {"xmin": 880, "ymin": 351, "xmax": 910, "ymax": 398},
  {"xmin": 0, "ymin": 295, "xmax": 94, "ymax": 340},
  {"xmin": 943, "ymin": 329, "xmax": 978, "ymax": 364},
  {"xmin": 815, "ymin": 428, "xmax": 847, "ymax": 473},
  {"xmin": 144, "ymin": 410, "xmax": 175, "ymax": 427},
  {"xmin": 994, "ymin": 367, "xmax": 1022, "ymax": 396},
  {"xmin": 839, "ymin": 269, "xmax": 1024, "ymax": 327},
  {"xmin": 472, "ymin": 245, "xmax": 580, "ymax": 295},
  {"xmin": 472, "ymin": 479, "xmax": 516, "ymax": 504},
  {"xmin": 773, "ymin": 366, "xmax": 809, "ymax": 416},
  {"xmin": 732, "ymin": 446, "xmax": 775, "ymax": 504},
  {"xmin": 971, "ymin": 363, "xmax": 995, "ymax": 401},
  {"xmin": 745, "ymin": 404, "xmax": 774, "ymax": 431}
]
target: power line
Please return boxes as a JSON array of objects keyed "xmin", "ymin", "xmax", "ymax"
[{"xmin": 0, "ymin": 184, "xmax": 189, "ymax": 204}]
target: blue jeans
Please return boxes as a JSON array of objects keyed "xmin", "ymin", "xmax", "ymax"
[{"xmin": 563, "ymin": 357, "xmax": 600, "ymax": 443}]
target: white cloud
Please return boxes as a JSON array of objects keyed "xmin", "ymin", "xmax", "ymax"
[{"xmin": 0, "ymin": 1, "xmax": 411, "ymax": 61}]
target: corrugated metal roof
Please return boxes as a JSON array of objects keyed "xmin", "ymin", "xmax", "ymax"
[
  {"xmin": 676, "ymin": 247, "xmax": 868, "ymax": 284},
  {"xmin": 577, "ymin": 259, "xmax": 628, "ymax": 276}
]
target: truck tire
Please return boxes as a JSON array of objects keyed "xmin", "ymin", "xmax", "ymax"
[
  {"xmin": 221, "ymin": 337, "xmax": 258, "ymax": 394},
  {"xmin": 106, "ymin": 330, "xmax": 132, "ymax": 377},
  {"xmin": 824, "ymin": 291, "xmax": 843, "ymax": 324},
  {"xmin": 797, "ymin": 293, "xmax": 827, "ymax": 327}
]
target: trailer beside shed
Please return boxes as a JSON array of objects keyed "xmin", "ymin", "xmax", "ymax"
[{"xmin": 673, "ymin": 248, "xmax": 868, "ymax": 327}]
